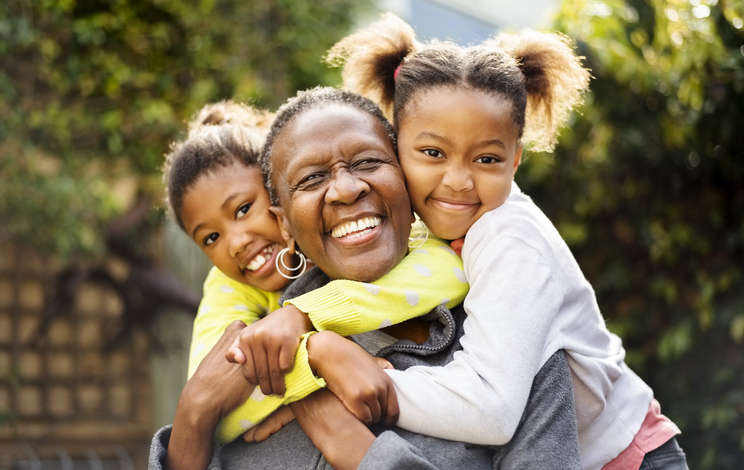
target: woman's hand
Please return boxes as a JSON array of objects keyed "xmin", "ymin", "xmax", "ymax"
[
  {"xmin": 226, "ymin": 304, "xmax": 313, "ymax": 396},
  {"xmin": 290, "ymin": 389, "xmax": 376, "ymax": 470},
  {"xmin": 167, "ymin": 320, "xmax": 254, "ymax": 470},
  {"xmin": 241, "ymin": 405, "xmax": 295, "ymax": 443},
  {"xmin": 307, "ymin": 331, "xmax": 399, "ymax": 426}
]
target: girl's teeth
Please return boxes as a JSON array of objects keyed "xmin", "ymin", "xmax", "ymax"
[{"xmin": 246, "ymin": 245, "xmax": 274, "ymax": 271}]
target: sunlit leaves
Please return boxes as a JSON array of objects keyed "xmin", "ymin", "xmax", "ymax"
[
  {"xmin": 0, "ymin": 0, "xmax": 370, "ymax": 261},
  {"xmin": 522, "ymin": 1, "xmax": 744, "ymax": 467}
]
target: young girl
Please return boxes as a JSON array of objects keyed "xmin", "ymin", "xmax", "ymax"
[
  {"xmin": 326, "ymin": 13, "xmax": 687, "ymax": 470},
  {"xmin": 162, "ymin": 100, "xmax": 468, "ymax": 444}
]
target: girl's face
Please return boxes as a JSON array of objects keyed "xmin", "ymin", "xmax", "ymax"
[
  {"xmin": 180, "ymin": 162, "xmax": 290, "ymax": 292},
  {"xmin": 397, "ymin": 87, "xmax": 523, "ymax": 240}
]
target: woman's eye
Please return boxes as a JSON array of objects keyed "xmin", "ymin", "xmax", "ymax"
[
  {"xmin": 237, "ymin": 203, "xmax": 252, "ymax": 218},
  {"xmin": 476, "ymin": 155, "xmax": 501, "ymax": 164},
  {"xmin": 423, "ymin": 149, "xmax": 443, "ymax": 158},
  {"xmin": 204, "ymin": 233, "xmax": 219, "ymax": 246},
  {"xmin": 298, "ymin": 173, "xmax": 325, "ymax": 188}
]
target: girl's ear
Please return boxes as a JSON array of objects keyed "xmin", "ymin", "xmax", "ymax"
[
  {"xmin": 269, "ymin": 206, "xmax": 297, "ymax": 254},
  {"xmin": 513, "ymin": 143, "xmax": 524, "ymax": 177}
]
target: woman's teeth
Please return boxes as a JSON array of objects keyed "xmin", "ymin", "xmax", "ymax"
[
  {"xmin": 246, "ymin": 244, "xmax": 275, "ymax": 271},
  {"xmin": 331, "ymin": 216, "xmax": 381, "ymax": 239}
]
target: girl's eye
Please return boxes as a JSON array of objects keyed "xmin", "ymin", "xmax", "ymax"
[
  {"xmin": 237, "ymin": 203, "xmax": 252, "ymax": 218},
  {"xmin": 476, "ymin": 155, "xmax": 501, "ymax": 164},
  {"xmin": 423, "ymin": 149, "xmax": 443, "ymax": 158},
  {"xmin": 204, "ymin": 233, "xmax": 219, "ymax": 246}
]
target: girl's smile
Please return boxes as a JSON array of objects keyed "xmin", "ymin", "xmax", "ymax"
[
  {"xmin": 180, "ymin": 162, "xmax": 291, "ymax": 292},
  {"xmin": 397, "ymin": 87, "xmax": 522, "ymax": 240}
]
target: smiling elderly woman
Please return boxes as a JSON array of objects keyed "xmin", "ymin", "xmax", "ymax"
[{"xmin": 149, "ymin": 88, "xmax": 582, "ymax": 470}]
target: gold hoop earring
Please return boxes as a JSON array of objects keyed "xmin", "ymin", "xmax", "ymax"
[
  {"xmin": 275, "ymin": 247, "xmax": 307, "ymax": 280},
  {"xmin": 408, "ymin": 218, "xmax": 429, "ymax": 250}
]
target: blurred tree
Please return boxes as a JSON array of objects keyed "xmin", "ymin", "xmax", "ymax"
[
  {"xmin": 0, "ymin": 0, "xmax": 370, "ymax": 340},
  {"xmin": 517, "ymin": 0, "xmax": 743, "ymax": 467},
  {"xmin": 0, "ymin": 0, "xmax": 370, "ymax": 260}
]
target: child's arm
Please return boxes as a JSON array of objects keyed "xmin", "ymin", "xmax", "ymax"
[
  {"xmin": 383, "ymin": 227, "xmax": 563, "ymax": 446},
  {"xmin": 286, "ymin": 228, "xmax": 468, "ymax": 336},
  {"xmin": 227, "ymin": 228, "xmax": 467, "ymax": 395},
  {"xmin": 187, "ymin": 267, "xmax": 278, "ymax": 379}
]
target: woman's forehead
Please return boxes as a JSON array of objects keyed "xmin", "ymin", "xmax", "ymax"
[{"xmin": 277, "ymin": 104, "xmax": 394, "ymax": 165}]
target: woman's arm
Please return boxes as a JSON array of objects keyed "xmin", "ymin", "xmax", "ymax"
[{"xmin": 166, "ymin": 321, "xmax": 252, "ymax": 470}]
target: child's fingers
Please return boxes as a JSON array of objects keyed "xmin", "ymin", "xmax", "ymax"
[
  {"xmin": 225, "ymin": 347, "xmax": 246, "ymax": 364},
  {"xmin": 240, "ymin": 348, "xmax": 258, "ymax": 385},
  {"xmin": 373, "ymin": 357, "xmax": 394, "ymax": 370},
  {"xmin": 267, "ymin": 345, "xmax": 286, "ymax": 396},
  {"xmin": 278, "ymin": 341, "xmax": 296, "ymax": 373},
  {"xmin": 382, "ymin": 380, "xmax": 399, "ymax": 427},
  {"xmin": 252, "ymin": 345, "xmax": 274, "ymax": 395}
]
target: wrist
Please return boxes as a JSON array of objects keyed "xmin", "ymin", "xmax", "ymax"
[
  {"xmin": 306, "ymin": 330, "xmax": 337, "ymax": 376},
  {"xmin": 284, "ymin": 304, "xmax": 314, "ymax": 333},
  {"xmin": 177, "ymin": 380, "xmax": 224, "ymax": 426}
]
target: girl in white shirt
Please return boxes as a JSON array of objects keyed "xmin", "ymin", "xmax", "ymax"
[{"xmin": 328, "ymin": 12, "xmax": 687, "ymax": 470}]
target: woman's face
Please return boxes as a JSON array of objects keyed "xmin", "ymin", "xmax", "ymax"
[
  {"xmin": 270, "ymin": 103, "xmax": 413, "ymax": 282},
  {"xmin": 180, "ymin": 162, "xmax": 290, "ymax": 292}
]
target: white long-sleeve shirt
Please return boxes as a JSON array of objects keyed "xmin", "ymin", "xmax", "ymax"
[{"xmin": 387, "ymin": 182, "xmax": 653, "ymax": 470}]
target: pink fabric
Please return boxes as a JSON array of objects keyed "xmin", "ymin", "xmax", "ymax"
[
  {"xmin": 601, "ymin": 399, "xmax": 681, "ymax": 470},
  {"xmin": 450, "ymin": 237, "xmax": 465, "ymax": 257},
  {"xmin": 393, "ymin": 64, "xmax": 403, "ymax": 81}
]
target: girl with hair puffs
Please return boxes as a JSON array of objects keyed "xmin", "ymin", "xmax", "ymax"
[
  {"xmin": 326, "ymin": 13, "xmax": 687, "ymax": 470},
  {"xmin": 160, "ymin": 99, "xmax": 468, "ymax": 457}
]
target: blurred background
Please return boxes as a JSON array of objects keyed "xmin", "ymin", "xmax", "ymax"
[{"xmin": 0, "ymin": 0, "xmax": 742, "ymax": 468}]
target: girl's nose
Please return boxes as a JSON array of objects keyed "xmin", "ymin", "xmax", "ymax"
[
  {"xmin": 229, "ymin": 230, "xmax": 255, "ymax": 258},
  {"xmin": 325, "ymin": 170, "xmax": 370, "ymax": 205},
  {"xmin": 442, "ymin": 165, "xmax": 474, "ymax": 192}
]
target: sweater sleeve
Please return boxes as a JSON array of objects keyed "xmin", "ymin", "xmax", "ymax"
[
  {"xmin": 285, "ymin": 228, "xmax": 469, "ymax": 336},
  {"xmin": 188, "ymin": 267, "xmax": 280, "ymax": 379},
  {"xmin": 386, "ymin": 220, "xmax": 562, "ymax": 446},
  {"xmin": 189, "ymin": 268, "xmax": 325, "ymax": 445},
  {"xmin": 214, "ymin": 332, "xmax": 326, "ymax": 444}
]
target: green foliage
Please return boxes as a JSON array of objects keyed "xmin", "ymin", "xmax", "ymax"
[
  {"xmin": 518, "ymin": 0, "xmax": 744, "ymax": 467},
  {"xmin": 0, "ymin": 0, "xmax": 370, "ymax": 260}
]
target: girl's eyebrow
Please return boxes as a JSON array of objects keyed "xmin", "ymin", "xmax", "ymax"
[
  {"xmin": 475, "ymin": 139, "xmax": 507, "ymax": 150},
  {"xmin": 221, "ymin": 191, "xmax": 246, "ymax": 210},
  {"xmin": 415, "ymin": 130, "xmax": 452, "ymax": 145},
  {"xmin": 415, "ymin": 131, "xmax": 507, "ymax": 150},
  {"xmin": 190, "ymin": 191, "xmax": 249, "ymax": 238}
]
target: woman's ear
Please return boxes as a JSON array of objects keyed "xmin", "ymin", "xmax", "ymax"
[{"xmin": 269, "ymin": 206, "xmax": 297, "ymax": 254}]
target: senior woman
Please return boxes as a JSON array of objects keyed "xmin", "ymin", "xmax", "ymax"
[{"xmin": 150, "ymin": 88, "xmax": 581, "ymax": 469}]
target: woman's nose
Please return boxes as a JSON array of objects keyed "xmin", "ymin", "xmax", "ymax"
[
  {"xmin": 325, "ymin": 170, "xmax": 370, "ymax": 204},
  {"xmin": 442, "ymin": 165, "xmax": 474, "ymax": 192}
]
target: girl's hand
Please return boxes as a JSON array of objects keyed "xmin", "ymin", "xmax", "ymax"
[
  {"xmin": 226, "ymin": 304, "xmax": 313, "ymax": 396},
  {"xmin": 307, "ymin": 331, "xmax": 399, "ymax": 426}
]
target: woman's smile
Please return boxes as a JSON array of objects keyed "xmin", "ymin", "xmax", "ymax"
[
  {"xmin": 270, "ymin": 102, "xmax": 412, "ymax": 282},
  {"xmin": 330, "ymin": 215, "xmax": 382, "ymax": 242}
]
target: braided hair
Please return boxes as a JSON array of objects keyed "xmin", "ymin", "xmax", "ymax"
[{"xmin": 327, "ymin": 13, "xmax": 591, "ymax": 152}]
